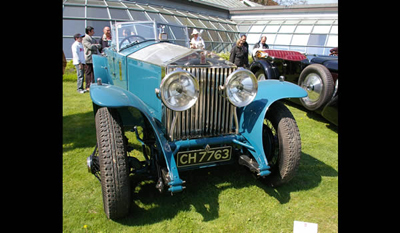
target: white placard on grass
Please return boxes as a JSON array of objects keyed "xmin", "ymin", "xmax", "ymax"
[{"xmin": 293, "ymin": 221, "xmax": 318, "ymax": 233}]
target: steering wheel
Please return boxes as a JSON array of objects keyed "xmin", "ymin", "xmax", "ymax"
[{"xmin": 119, "ymin": 35, "xmax": 147, "ymax": 48}]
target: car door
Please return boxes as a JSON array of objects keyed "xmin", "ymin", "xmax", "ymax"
[
  {"xmin": 113, "ymin": 53, "xmax": 127, "ymax": 90},
  {"xmin": 105, "ymin": 49, "xmax": 116, "ymax": 85}
]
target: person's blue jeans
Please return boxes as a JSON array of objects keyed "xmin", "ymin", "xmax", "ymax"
[{"xmin": 75, "ymin": 64, "xmax": 85, "ymax": 91}]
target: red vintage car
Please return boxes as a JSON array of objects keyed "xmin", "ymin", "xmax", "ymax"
[{"xmin": 250, "ymin": 49, "xmax": 338, "ymax": 126}]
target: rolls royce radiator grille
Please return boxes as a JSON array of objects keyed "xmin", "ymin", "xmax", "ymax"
[{"xmin": 163, "ymin": 67, "xmax": 237, "ymax": 140}]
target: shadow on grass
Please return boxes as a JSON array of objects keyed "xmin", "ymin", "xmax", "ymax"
[
  {"xmin": 63, "ymin": 111, "xmax": 148, "ymax": 154},
  {"xmin": 116, "ymin": 151, "xmax": 337, "ymax": 226},
  {"xmin": 283, "ymin": 99, "xmax": 338, "ymax": 133},
  {"xmin": 261, "ymin": 151, "xmax": 338, "ymax": 204},
  {"xmin": 63, "ymin": 110, "xmax": 337, "ymax": 226},
  {"xmin": 63, "ymin": 111, "xmax": 97, "ymax": 152}
]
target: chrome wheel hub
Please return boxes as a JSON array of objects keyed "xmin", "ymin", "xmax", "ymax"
[{"xmin": 301, "ymin": 73, "xmax": 323, "ymax": 105}]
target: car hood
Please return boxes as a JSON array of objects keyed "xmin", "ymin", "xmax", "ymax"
[
  {"xmin": 128, "ymin": 42, "xmax": 234, "ymax": 68},
  {"xmin": 310, "ymin": 56, "xmax": 338, "ymax": 71}
]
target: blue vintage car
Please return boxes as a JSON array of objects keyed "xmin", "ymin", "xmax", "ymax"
[{"xmin": 86, "ymin": 21, "xmax": 307, "ymax": 220}]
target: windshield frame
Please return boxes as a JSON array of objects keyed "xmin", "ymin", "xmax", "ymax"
[{"xmin": 111, "ymin": 21, "xmax": 190, "ymax": 52}]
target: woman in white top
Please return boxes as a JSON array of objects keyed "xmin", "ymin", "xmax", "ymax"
[{"xmin": 190, "ymin": 29, "xmax": 205, "ymax": 49}]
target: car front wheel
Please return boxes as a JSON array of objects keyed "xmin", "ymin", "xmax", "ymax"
[
  {"xmin": 261, "ymin": 101, "xmax": 301, "ymax": 187},
  {"xmin": 95, "ymin": 107, "xmax": 131, "ymax": 220}
]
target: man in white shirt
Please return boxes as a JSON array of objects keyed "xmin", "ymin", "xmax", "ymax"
[
  {"xmin": 190, "ymin": 29, "xmax": 205, "ymax": 49},
  {"xmin": 71, "ymin": 33, "xmax": 86, "ymax": 93}
]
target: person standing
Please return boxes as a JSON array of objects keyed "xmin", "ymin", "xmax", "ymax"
[
  {"xmin": 329, "ymin": 47, "xmax": 338, "ymax": 56},
  {"xmin": 71, "ymin": 33, "xmax": 86, "ymax": 93},
  {"xmin": 100, "ymin": 26, "xmax": 112, "ymax": 53},
  {"xmin": 253, "ymin": 36, "xmax": 269, "ymax": 50},
  {"xmin": 239, "ymin": 34, "xmax": 249, "ymax": 68},
  {"xmin": 229, "ymin": 39, "xmax": 248, "ymax": 68},
  {"xmin": 189, "ymin": 29, "xmax": 205, "ymax": 49},
  {"xmin": 62, "ymin": 50, "xmax": 67, "ymax": 75},
  {"xmin": 252, "ymin": 36, "xmax": 269, "ymax": 60},
  {"xmin": 83, "ymin": 26, "xmax": 102, "ymax": 91}
]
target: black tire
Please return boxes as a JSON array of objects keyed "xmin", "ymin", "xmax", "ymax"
[
  {"xmin": 298, "ymin": 64, "xmax": 334, "ymax": 111},
  {"xmin": 262, "ymin": 101, "xmax": 301, "ymax": 187},
  {"xmin": 95, "ymin": 107, "xmax": 131, "ymax": 220},
  {"xmin": 255, "ymin": 69, "xmax": 266, "ymax": 80}
]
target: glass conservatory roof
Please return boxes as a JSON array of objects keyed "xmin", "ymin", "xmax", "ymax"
[
  {"xmin": 63, "ymin": 0, "xmax": 338, "ymax": 58},
  {"xmin": 63, "ymin": 0, "xmax": 239, "ymax": 59},
  {"xmin": 233, "ymin": 17, "xmax": 338, "ymax": 56}
]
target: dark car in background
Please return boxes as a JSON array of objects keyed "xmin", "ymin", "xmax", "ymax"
[{"xmin": 249, "ymin": 49, "xmax": 338, "ymax": 126}]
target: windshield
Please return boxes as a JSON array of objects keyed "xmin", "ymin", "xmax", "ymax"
[{"xmin": 111, "ymin": 21, "xmax": 189, "ymax": 52}]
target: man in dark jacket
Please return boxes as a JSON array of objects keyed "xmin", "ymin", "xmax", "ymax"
[
  {"xmin": 83, "ymin": 26, "xmax": 102, "ymax": 91},
  {"xmin": 100, "ymin": 26, "xmax": 112, "ymax": 53},
  {"xmin": 252, "ymin": 36, "xmax": 269, "ymax": 61},
  {"xmin": 253, "ymin": 36, "xmax": 269, "ymax": 50}
]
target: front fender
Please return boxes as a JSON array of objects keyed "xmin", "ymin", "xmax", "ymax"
[
  {"xmin": 250, "ymin": 59, "xmax": 279, "ymax": 79},
  {"xmin": 90, "ymin": 83, "xmax": 146, "ymax": 111},
  {"xmin": 90, "ymin": 83, "xmax": 185, "ymax": 191},
  {"xmin": 90, "ymin": 83, "xmax": 164, "ymax": 119},
  {"xmin": 238, "ymin": 80, "xmax": 307, "ymax": 176}
]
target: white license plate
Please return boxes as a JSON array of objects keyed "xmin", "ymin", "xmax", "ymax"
[{"xmin": 176, "ymin": 146, "xmax": 232, "ymax": 167}]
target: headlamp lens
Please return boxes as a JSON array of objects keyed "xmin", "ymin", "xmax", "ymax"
[
  {"xmin": 225, "ymin": 68, "xmax": 258, "ymax": 107},
  {"xmin": 160, "ymin": 70, "xmax": 199, "ymax": 111}
]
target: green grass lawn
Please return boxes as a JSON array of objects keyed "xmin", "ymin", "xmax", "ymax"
[{"xmin": 63, "ymin": 77, "xmax": 338, "ymax": 232}]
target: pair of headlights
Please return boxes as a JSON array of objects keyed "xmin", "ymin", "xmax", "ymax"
[{"xmin": 157, "ymin": 68, "xmax": 258, "ymax": 111}]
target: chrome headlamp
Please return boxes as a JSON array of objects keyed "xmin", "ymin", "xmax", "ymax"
[
  {"xmin": 222, "ymin": 68, "xmax": 258, "ymax": 107},
  {"xmin": 159, "ymin": 69, "xmax": 199, "ymax": 111}
]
